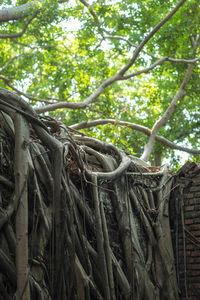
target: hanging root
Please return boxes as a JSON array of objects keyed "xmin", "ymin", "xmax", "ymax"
[{"xmin": 0, "ymin": 88, "xmax": 179, "ymax": 300}]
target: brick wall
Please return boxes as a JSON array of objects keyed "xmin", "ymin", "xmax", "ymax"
[{"xmin": 170, "ymin": 162, "xmax": 200, "ymax": 300}]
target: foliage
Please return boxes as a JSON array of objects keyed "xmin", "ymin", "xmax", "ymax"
[{"xmin": 0, "ymin": 0, "xmax": 200, "ymax": 167}]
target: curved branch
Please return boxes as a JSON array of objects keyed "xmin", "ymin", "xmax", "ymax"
[
  {"xmin": 0, "ymin": 2, "xmax": 39, "ymax": 22},
  {"xmin": 0, "ymin": 0, "xmax": 190, "ymax": 116},
  {"xmin": 0, "ymin": 76, "xmax": 54, "ymax": 104},
  {"xmin": 29, "ymin": 52, "xmax": 200, "ymax": 113},
  {"xmin": 0, "ymin": 14, "xmax": 37, "ymax": 39},
  {"xmin": 70, "ymin": 119, "xmax": 149, "ymax": 133},
  {"xmin": 167, "ymin": 57, "xmax": 200, "ymax": 64},
  {"xmin": 0, "ymin": 88, "xmax": 49, "ymax": 132},
  {"xmin": 69, "ymin": 119, "xmax": 200, "ymax": 155},
  {"xmin": 141, "ymin": 33, "xmax": 200, "ymax": 161},
  {"xmin": 141, "ymin": 61, "xmax": 196, "ymax": 161},
  {"xmin": 122, "ymin": 56, "xmax": 200, "ymax": 80},
  {"xmin": 35, "ymin": 74, "xmax": 122, "ymax": 113},
  {"xmin": 103, "ymin": 35, "xmax": 137, "ymax": 48},
  {"xmin": 0, "ymin": 74, "xmax": 11, "ymax": 84},
  {"xmin": 79, "ymin": 0, "xmax": 104, "ymax": 35},
  {"xmin": 0, "ymin": 0, "xmax": 68, "ymax": 22},
  {"xmin": 33, "ymin": 0, "xmax": 185, "ymax": 114},
  {"xmin": 1, "ymin": 52, "xmax": 199, "ymax": 115},
  {"xmin": 103, "ymin": 35, "xmax": 158, "ymax": 59},
  {"xmin": 0, "ymin": 98, "xmax": 48, "ymax": 131},
  {"xmin": 75, "ymin": 136, "xmax": 131, "ymax": 180}
]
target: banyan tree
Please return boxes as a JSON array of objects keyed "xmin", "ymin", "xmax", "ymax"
[{"xmin": 0, "ymin": 88, "xmax": 178, "ymax": 300}]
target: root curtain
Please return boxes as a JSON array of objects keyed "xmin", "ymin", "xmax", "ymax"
[{"xmin": 0, "ymin": 88, "xmax": 178, "ymax": 300}]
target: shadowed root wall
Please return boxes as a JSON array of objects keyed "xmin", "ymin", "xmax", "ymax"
[
  {"xmin": 0, "ymin": 88, "xmax": 179, "ymax": 300},
  {"xmin": 170, "ymin": 162, "xmax": 200, "ymax": 300}
]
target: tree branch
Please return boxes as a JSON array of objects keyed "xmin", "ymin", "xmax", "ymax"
[
  {"xmin": 11, "ymin": 40, "xmax": 37, "ymax": 49},
  {"xmin": 103, "ymin": 36, "xmax": 200, "ymax": 78},
  {"xmin": 118, "ymin": 0, "xmax": 186, "ymax": 76},
  {"xmin": 0, "ymin": 76, "xmax": 56, "ymax": 104},
  {"xmin": 1, "ymin": 74, "xmax": 111, "ymax": 107},
  {"xmin": 0, "ymin": 2, "xmax": 39, "ymax": 22},
  {"xmin": 33, "ymin": 0, "xmax": 186, "ymax": 113},
  {"xmin": 0, "ymin": 75, "xmax": 11, "ymax": 84},
  {"xmin": 79, "ymin": 0, "xmax": 104, "ymax": 36},
  {"xmin": 141, "ymin": 64, "xmax": 194, "ymax": 161},
  {"xmin": 35, "ymin": 74, "xmax": 122, "ymax": 113},
  {"xmin": 0, "ymin": 14, "xmax": 37, "ymax": 39},
  {"xmin": 122, "ymin": 56, "xmax": 200, "ymax": 80},
  {"xmin": 1, "ymin": 51, "xmax": 199, "ymax": 116},
  {"xmin": 141, "ymin": 35, "xmax": 200, "ymax": 162},
  {"xmin": 80, "ymin": 0, "xmax": 186, "ymax": 68},
  {"xmin": 0, "ymin": 0, "xmax": 188, "ymax": 116},
  {"xmin": 0, "ymin": 53, "xmax": 31, "ymax": 73},
  {"xmin": 0, "ymin": 0, "xmax": 68, "ymax": 22},
  {"xmin": 69, "ymin": 119, "xmax": 200, "ymax": 155},
  {"xmin": 2, "ymin": 51, "xmax": 198, "ymax": 113},
  {"xmin": 103, "ymin": 35, "xmax": 137, "ymax": 47},
  {"xmin": 103, "ymin": 35, "xmax": 158, "ymax": 59},
  {"xmin": 31, "ymin": 55, "xmax": 200, "ymax": 112}
]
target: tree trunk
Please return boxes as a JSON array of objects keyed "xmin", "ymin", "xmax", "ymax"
[
  {"xmin": 153, "ymin": 151, "xmax": 162, "ymax": 166},
  {"xmin": 14, "ymin": 114, "xmax": 30, "ymax": 300}
]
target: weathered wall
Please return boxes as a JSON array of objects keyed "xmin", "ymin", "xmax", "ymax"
[{"xmin": 170, "ymin": 162, "xmax": 200, "ymax": 300}]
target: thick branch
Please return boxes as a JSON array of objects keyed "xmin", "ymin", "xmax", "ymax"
[
  {"xmin": 33, "ymin": 0, "xmax": 186, "ymax": 113},
  {"xmin": 69, "ymin": 119, "xmax": 200, "ymax": 155},
  {"xmin": 0, "ymin": 2, "xmax": 39, "ymax": 22},
  {"xmin": 0, "ymin": 0, "xmax": 189, "ymax": 116},
  {"xmin": 140, "ymin": 35, "xmax": 200, "ymax": 161},
  {"xmin": 34, "ymin": 74, "xmax": 122, "ymax": 113},
  {"xmin": 150, "ymin": 64, "xmax": 194, "ymax": 133},
  {"xmin": 0, "ymin": 0, "xmax": 68, "ymax": 22},
  {"xmin": 141, "ymin": 63, "xmax": 195, "ymax": 162},
  {"xmin": 3, "ymin": 51, "xmax": 198, "ymax": 114}
]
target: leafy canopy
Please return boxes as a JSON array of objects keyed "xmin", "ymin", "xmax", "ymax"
[{"xmin": 0, "ymin": 0, "xmax": 200, "ymax": 168}]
